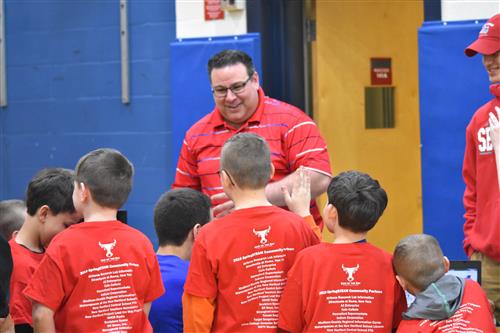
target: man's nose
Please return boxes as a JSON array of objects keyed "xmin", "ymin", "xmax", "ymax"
[{"xmin": 225, "ymin": 89, "xmax": 238, "ymax": 100}]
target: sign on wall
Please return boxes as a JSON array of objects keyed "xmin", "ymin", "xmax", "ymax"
[{"xmin": 204, "ymin": 0, "xmax": 224, "ymax": 21}]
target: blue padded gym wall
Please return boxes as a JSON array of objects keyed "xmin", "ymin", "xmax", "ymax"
[
  {"xmin": 0, "ymin": 0, "xmax": 176, "ymax": 244},
  {"xmin": 169, "ymin": 33, "xmax": 261, "ymax": 175},
  {"xmin": 419, "ymin": 20, "xmax": 491, "ymax": 260}
]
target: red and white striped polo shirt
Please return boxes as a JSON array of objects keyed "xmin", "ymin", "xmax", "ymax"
[{"xmin": 173, "ymin": 88, "xmax": 332, "ymax": 226}]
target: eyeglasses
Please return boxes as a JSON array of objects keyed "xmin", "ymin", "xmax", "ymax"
[
  {"xmin": 211, "ymin": 74, "xmax": 253, "ymax": 98},
  {"xmin": 219, "ymin": 169, "xmax": 235, "ymax": 186}
]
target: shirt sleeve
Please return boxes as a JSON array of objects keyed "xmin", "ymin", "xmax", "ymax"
[
  {"xmin": 284, "ymin": 112, "xmax": 331, "ymax": 177},
  {"xmin": 183, "ymin": 236, "xmax": 217, "ymax": 298},
  {"xmin": 462, "ymin": 122, "xmax": 477, "ymax": 257},
  {"xmin": 172, "ymin": 136, "xmax": 201, "ymax": 190},
  {"xmin": 303, "ymin": 215, "xmax": 322, "ymax": 241},
  {"xmin": 278, "ymin": 262, "xmax": 304, "ymax": 333},
  {"xmin": 23, "ymin": 254, "xmax": 65, "ymax": 312},
  {"xmin": 182, "ymin": 293, "xmax": 215, "ymax": 333}
]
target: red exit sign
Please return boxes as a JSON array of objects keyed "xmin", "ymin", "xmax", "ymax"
[{"xmin": 371, "ymin": 58, "xmax": 392, "ymax": 85}]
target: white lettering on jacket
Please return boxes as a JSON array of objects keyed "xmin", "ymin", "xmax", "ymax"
[{"xmin": 478, "ymin": 127, "xmax": 493, "ymax": 153}]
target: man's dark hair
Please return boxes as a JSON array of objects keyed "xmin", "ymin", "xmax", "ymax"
[
  {"xmin": 327, "ymin": 171, "xmax": 387, "ymax": 233},
  {"xmin": 75, "ymin": 148, "xmax": 133, "ymax": 209},
  {"xmin": 26, "ymin": 168, "xmax": 76, "ymax": 217},
  {"xmin": 154, "ymin": 189, "xmax": 211, "ymax": 247},
  {"xmin": 207, "ymin": 49, "xmax": 255, "ymax": 78},
  {"xmin": 393, "ymin": 234, "xmax": 445, "ymax": 292},
  {"xmin": 0, "ymin": 200, "xmax": 26, "ymax": 239},
  {"xmin": 220, "ymin": 133, "xmax": 271, "ymax": 189}
]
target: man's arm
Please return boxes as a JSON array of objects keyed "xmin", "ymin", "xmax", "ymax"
[
  {"xmin": 211, "ymin": 169, "xmax": 330, "ymax": 218},
  {"xmin": 282, "ymin": 167, "xmax": 322, "ymax": 240},
  {"xmin": 266, "ymin": 169, "xmax": 331, "ymax": 207},
  {"xmin": 32, "ymin": 302, "xmax": 55, "ymax": 333},
  {"xmin": 489, "ymin": 106, "xmax": 500, "ymax": 189}
]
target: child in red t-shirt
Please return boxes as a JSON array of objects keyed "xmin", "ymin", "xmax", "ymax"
[
  {"xmin": 24, "ymin": 148, "xmax": 164, "ymax": 333},
  {"xmin": 183, "ymin": 133, "xmax": 320, "ymax": 332},
  {"xmin": 278, "ymin": 170, "xmax": 407, "ymax": 333},
  {"xmin": 9, "ymin": 169, "xmax": 81, "ymax": 333},
  {"xmin": 393, "ymin": 234, "xmax": 496, "ymax": 333},
  {"xmin": 0, "ymin": 199, "xmax": 26, "ymax": 240}
]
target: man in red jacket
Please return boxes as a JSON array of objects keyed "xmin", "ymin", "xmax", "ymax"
[{"xmin": 463, "ymin": 13, "xmax": 500, "ymax": 324}]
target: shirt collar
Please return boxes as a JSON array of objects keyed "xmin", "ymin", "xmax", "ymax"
[{"xmin": 210, "ymin": 87, "xmax": 266, "ymax": 130}]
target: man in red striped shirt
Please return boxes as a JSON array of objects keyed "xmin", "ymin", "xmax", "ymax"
[{"xmin": 173, "ymin": 49, "xmax": 331, "ymax": 226}]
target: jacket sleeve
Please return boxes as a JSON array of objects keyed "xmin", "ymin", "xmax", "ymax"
[{"xmin": 462, "ymin": 122, "xmax": 477, "ymax": 257}]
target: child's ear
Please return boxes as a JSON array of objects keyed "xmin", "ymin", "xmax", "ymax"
[
  {"xmin": 192, "ymin": 223, "xmax": 202, "ymax": 239},
  {"xmin": 443, "ymin": 256, "xmax": 450, "ymax": 273},
  {"xmin": 326, "ymin": 204, "xmax": 338, "ymax": 222},
  {"xmin": 220, "ymin": 170, "xmax": 233, "ymax": 188},
  {"xmin": 395, "ymin": 275, "xmax": 407, "ymax": 291},
  {"xmin": 77, "ymin": 182, "xmax": 90, "ymax": 202},
  {"xmin": 37, "ymin": 205, "xmax": 50, "ymax": 223},
  {"xmin": 269, "ymin": 163, "xmax": 275, "ymax": 180}
]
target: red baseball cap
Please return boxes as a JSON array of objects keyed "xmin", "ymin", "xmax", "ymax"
[{"xmin": 465, "ymin": 14, "xmax": 500, "ymax": 57}]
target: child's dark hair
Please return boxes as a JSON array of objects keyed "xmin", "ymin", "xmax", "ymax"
[
  {"xmin": 75, "ymin": 148, "xmax": 133, "ymax": 209},
  {"xmin": 26, "ymin": 168, "xmax": 76, "ymax": 216},
  {"xmin": 154, "ymin": 189, "xmax": 211, "ymax": 246},
  {"xmin": 207, "ymin": 49, "xmax": 255, "ymax": 78},
  {"xmin": 0, "ymin": 199, "xmax": 26, "ymax": 239},
  {"xmin": 220, "ymin": 133, "xmax": 271, "ymax": 189},
  {"xmin": 327, "ymin": 170, "xmax": 387, "ymax": 233}
]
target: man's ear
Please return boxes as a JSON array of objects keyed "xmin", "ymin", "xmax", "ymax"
[
  {"xmin": 251, "ymin": 71, "xmax": 260, "ymax": 90},
  {"xmin": 443, "ymin": 256, "xmax": 450, "ymax": 273},
  {"xmin": 37, "ymin": 205, "xmax": 50, "ymax": 223}
]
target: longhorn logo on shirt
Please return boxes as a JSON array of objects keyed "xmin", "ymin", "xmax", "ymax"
[
  {"xmin": 342, "ymin": 264, "xmax": 359, "ymax": 282},
  {"xmin": 99, "ymin": 240, "xmax": 117, "ymax": 257},
  {"xmin": 253, "ymin": 226, "xmax": 271, "ymax": 244}
]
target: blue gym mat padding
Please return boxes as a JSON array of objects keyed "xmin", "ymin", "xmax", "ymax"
[{"xmin": 419, "ymin": 20, "xmax": 491, "ymax": 259}]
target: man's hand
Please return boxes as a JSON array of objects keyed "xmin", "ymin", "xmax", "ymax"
[
  {"xmin": 210, "ymin": 192, "xmax": 235, "ymax": 218},
  {"xmin": 282, "ymin": 167, "xmax": 311, "ymax": 217},
  {"xmin": 489, "ymin": 106, "xmax": 500, "ymax": 151}
]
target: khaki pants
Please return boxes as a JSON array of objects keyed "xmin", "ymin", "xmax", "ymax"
[{"xmin": 471, "ymin": 252, "xmax": 500, "ymax": 324}]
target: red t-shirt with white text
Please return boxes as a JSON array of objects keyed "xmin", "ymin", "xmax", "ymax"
[
  {"xmin": 278, "ymin": 242, "xmax": 406, "ymax": 333},
  {"xmin": 24, "ymin": 221, "xmax": 164, "ymax": 333},
  {"xmin": 9, "ymin": 238, "xmax": 44, "ymax": 325},
  {"xmin": 184, "ymin": 206, "xmax": 320, "ymax": 332},
  {"xmin": 396, "ymin": 280, "xmax": 495, "ymax": 333}
]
